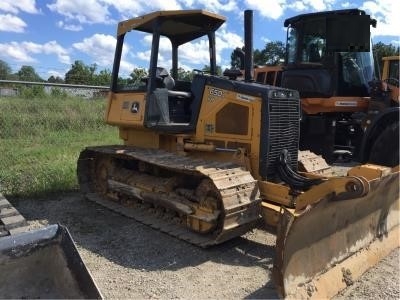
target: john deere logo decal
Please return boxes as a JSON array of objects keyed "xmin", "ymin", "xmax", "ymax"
[{"xmin": 131, "ymin": 102, "xmax": 140, "ymax": 113}]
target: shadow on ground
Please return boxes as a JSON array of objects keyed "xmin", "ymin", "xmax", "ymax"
[{"xmin": 12, "ymin": 192, "xmax": 279, "ymax": 299}]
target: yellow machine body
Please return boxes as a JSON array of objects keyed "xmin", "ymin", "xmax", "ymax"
[
  {"xmin": 77, "ymin": 9, "xmax": 399, "ymax": 298},
  {"xmin": 381, "ymin": 56, "xmax": 399, "ymax": 103}
]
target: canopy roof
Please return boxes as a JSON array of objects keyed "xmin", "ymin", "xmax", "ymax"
[{"xmin": 118, "ymin": 10, "xmax": 226, "ymax": 45}]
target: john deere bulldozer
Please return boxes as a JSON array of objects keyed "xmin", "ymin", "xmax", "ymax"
[{"xmin": 77, "ymin": 9, "xmax": 399, "ymax": 298}]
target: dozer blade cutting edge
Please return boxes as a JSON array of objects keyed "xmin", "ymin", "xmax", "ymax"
[
  {"xmin": 0, "ymin": 223, "xmax": 103, "ymax": 299},
  {"xmin": 272, "ymin": 165, "xmax": 399, "ymax": 299}
]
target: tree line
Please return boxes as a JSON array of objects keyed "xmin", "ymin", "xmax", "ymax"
[
  {"xmin": 0, "ymin": 41, "xmax": 398, "ymax": 87},
  {"xmin": 0, "ymin": 60, "xmax": 112, "ymax": 86},
  {"xmin": 230, "ymin": 41, "xmax": 399, "ymax": 76}
]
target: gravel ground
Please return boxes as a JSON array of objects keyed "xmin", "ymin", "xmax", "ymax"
[{"xmin": 12, "ymin": 192, "xmax": 399, "ymax": 299}]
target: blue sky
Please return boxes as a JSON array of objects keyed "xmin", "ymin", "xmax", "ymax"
[{"xmin": 0, "ymin": 0, "xmax": 398, "ymax": 79}]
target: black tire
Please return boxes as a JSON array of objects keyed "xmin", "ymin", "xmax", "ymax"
[{"xmin": 369, "ymin": 122, "xmax": 399, "ymax": 167}]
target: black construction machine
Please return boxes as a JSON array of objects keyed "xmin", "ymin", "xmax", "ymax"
[{"xmin": 247, "ymin": 9, "xmax": 399, "ymax": 166}]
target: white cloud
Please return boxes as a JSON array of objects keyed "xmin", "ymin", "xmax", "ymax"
[
  {"xmin": 120, "ymin": 16, "xmax": 242, "ymax": 71},
  {"xmin": 0, "ymin": 40, "xmax": 71, "ymax": 64},
  {"xmin": 244, "ymin": 0, "xmax": 286, "ymax": 20},
  {"xmin": 73, "ymin": 34, "xmax": 116, "ymax": 66},
  {"xmin": 215, "ymin": 28, "xmax": 243, "ymax": 64},
  {"xmin": 0, "ymin": 42, "xmax": 36, "ymax": 63},
  {"xmin": 136, "ymin": 50, "xmax": 152, "ymax": 63},
  {"xmin": 288, "ymin": 1, "xmax": 307, "ymax": 11},
  {"xmin": 102, "ymin": 0, "xmax": 182, "ymax": 18},
  {"xmin": 179, "ymin": 38, "xmax": 210, "ymax": 66},
  {"xmin": 48, "ymin": 0, "xmax": 240, "ymax": 28},
  {"xmin": 301, "ymin": 0, "xmax": 334, "ymax": 11},
  {"xmin": 133, "ymin": 35, "xmax": 173, "ymax": 68},
  {"xmin": 49, "ymin": 0, "xmax": 183, "ymax": 26},
  {"xmin": 0, "ymin": 14, "xmax": 27, "ymax": 32},
  {"xmin": 47, "ymin": 0, "xmax": 113, "ymax": 24},
  {"xmin": 261, "ymin": 36, "xmax": 271, "ymax": 44},
  {"xmin": 390, "ymin": 39, "xmax": 400, "ymax": 46},
  {"xmin": 57, "ymin": 20, "xmax": 83, "ymax": 32},
  {"xmin": 188, "ymin": 0, "xmax": 238, "ymax": 12},
  {"xmin": 119, "ymin": 60, "xmax": 136, "ymax": 76},
  {"xmin": 216, "ymin": 28, "xmax": 243, "ymax": 51},
  {"xmin": 130, "ymin": 32, "xmax": 236, "ymax": 71},
  {"xmin": 179, "ymin": 0, "xmax": 195, "ymax": 6},
  {"xmin": 361, "ymin": 0, "xmax": 400, "ymax": 38},
  {"xmin": 340, "ymin": 2, "xmax": 353, "ymax": 8},
  {"xmin": 286, "ymin": 0, "xmax": 338, "ymax": 13},
  {"xmin": 0, "ymin": 0, "xmax": 39, "ymax": 14},
  {"xmin": 23, "ymin": 41, "xmax": 71, "ymax": 64},
  {"xmin": 47, "ymin": 69, "xmax": 66, "ymax": 78}
]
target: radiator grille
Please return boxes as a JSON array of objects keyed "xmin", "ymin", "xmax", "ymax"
[{"xmin": 260, "ymin": 93, "xmax": 300, "ymax": 180}]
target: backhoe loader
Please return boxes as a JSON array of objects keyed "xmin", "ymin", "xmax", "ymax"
[
  {"xmin": 77, "ymin": 9, "xmax": 399, "ymax": 298},
  {"xmin": 0, "ymin": 193, "xmax": 102, "ymax": 298}
]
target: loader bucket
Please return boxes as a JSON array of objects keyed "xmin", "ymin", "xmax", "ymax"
[
  {"xmin": 273, "ymin": 166, "xmax": 400, "ymax": 298},
  {"xmin": 0, "ymin": 224, "xmax": 102, "ymax": 299}
]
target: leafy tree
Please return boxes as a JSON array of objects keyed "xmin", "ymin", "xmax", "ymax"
[
  {"xmin": 6, "ymin": 73, "xmax": 18, "ymax": 80},
  {"xmin": 201, "ymin": 65, "xmax": 222, "ymax": 75},
  {"xmin": 230, "ymin": 47, "xmax": 245, "ymax": 69},
  {"xmin": 94, "ymin": 69, "xmax": 112, "ymax": 86},
  {"xmin": 230, "ymin": 41, "xmax": 286, "ymax": 68},
  {"xmin": 65, "ymin": 60, "xmax": 94, "ymax": 84},
  {"xmin": 89, "ymin": 63, "xmax": 97, "ymax": 78},
  {"xmin": 129, "ymin": 68, "xmax": 148, "ymax": 87},
  {"xmin": 177, "ymin": 67, "xmax": 193, "ymax": 81},
  {"xmin": 253, "ymin": 49, "xmax": 264, "ymax": 66},
  {"xmin": 117, "ymin": 77, "xmax": 129, "ymax": 87},
  {"xmin": 17, "ymin": 65, "xmax": 43, "ymax": 82},
  {"xmin": 373, "ymin": 42, "xmax": 400, "ymax": 77},
  {"xmin": 0, "ymin": 60, "xmax": 12, "ymax": 80},
  {"xmin": 258, "ymin": 41, "xmax": 286, "ymax": 66},
  {"xmin": 48, "ymin": 75, "xmax": 64, "ymax": 83}
]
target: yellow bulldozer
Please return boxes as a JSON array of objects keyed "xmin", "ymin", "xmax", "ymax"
[{"xmin": 76, "ymin": 9, "xmax": 399, "ymax": 298}]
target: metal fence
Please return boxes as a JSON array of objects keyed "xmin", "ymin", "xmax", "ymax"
[{"xmin": 0, "ymin": 80, "xmax": 109, "ymax": 99}]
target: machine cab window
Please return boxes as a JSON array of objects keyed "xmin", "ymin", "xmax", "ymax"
[
  {"xmin": 110, "ymin": 11, "xmax": 225, "ymax": 132},
  {"xmin": 287, "ymin": 20, "xmax": 326, "ymax": 64},
  {"xmin": 283, "ymin": 9, "xmax": 375, "ymax": 98}
]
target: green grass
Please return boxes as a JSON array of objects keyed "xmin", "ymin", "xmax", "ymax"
[{"xmin": 0, "ymin": 96, "xmax": 120, "ymax": 198}]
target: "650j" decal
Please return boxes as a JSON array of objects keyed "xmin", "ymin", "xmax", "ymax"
[{"xmin": 208, "ymin": 88, "xmax": 223, "ymax": 102}]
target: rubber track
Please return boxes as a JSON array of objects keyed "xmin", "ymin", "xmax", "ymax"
[
  {"xmin": 0, "ymin": 194, "xmax": 30, "ymax": 237},
  {"xmin": 78, "ymin": 145, "xmax": 261, "ymax": 247}
]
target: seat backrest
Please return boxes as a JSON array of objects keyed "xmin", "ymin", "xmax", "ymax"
[
  {"xmin": 163, "ymin": 74, "xmax": 175, "ymax": 90},
  {"xmin": 156, "ymin": 67, "xmax": 175, "ymax": 90},
  {"xmin": 309, "ymin": 44, "xmax": 321, "ymax": 62}
]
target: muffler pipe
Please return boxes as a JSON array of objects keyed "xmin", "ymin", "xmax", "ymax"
[{"xmin": 244, "ymin": 10, "xmax": 254, "ymax": 82}]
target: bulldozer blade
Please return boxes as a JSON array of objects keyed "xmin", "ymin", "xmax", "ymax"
[
  {"xmin": 0, "ymin": 224, "xmax": 102, "ymax": 299},
  {"xmin": 273, "ymin": 167, "xmax": 399, "ymax": 299}
]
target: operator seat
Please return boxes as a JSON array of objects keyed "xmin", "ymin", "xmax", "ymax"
[
  {"xmin": 309, "ymin": 44, "xmax": 321, "ymax": 62},
  {"xmin": 156, "ymin": 67, "xmax": 191, "ymax": 98}
]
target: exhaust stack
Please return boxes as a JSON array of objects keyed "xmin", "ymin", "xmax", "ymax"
[{"xmin": 244, "ymin": 10, "xmax": 254, "ymax": 82}]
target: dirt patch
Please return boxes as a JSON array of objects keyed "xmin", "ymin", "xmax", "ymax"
[{"xmin": 11, "ymin": 193, "xmax": 399, "ymax": 299}]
